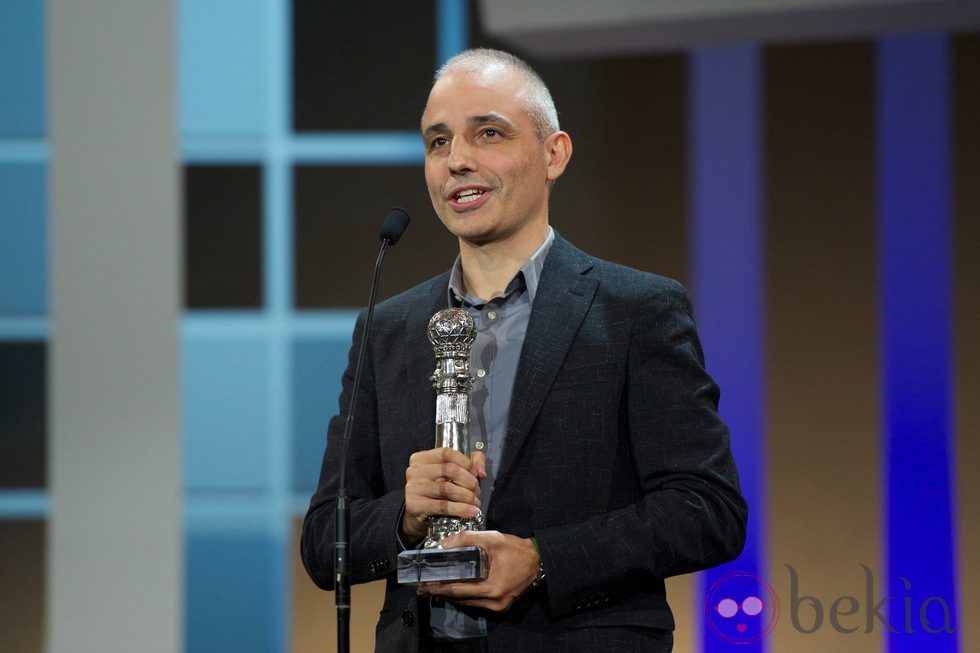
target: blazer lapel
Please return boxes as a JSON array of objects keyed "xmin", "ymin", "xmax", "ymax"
[{"xmin": 494, "ymin": 237, "xmax": 598, "ymax": 487}]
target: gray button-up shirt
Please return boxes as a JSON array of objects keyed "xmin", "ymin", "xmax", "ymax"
[{"xmin": 431, "ymin": 228, "xmax": 555, "ymax": 640}]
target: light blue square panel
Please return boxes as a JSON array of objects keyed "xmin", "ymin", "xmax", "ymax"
[
  {"xmin": 0, "ymin": 0, "xmax": 45, "ymax": 136},
  {"xmin": 179, "ymin": 0, "xmax": 269, "ymax": 137},
  {"xmin": 185, "ymin": 508, "xmax": 282, "ymax": 653},
  {"xmin": 0, "ymin": 164, "xmax": 47, "ymax": 314},
  {"xmin": 291, "ymin": 334, "xmax": 353, "ymax": 493},
  {"xmin": 183, "ymin": 334, "xmax": 271, "ymax": 491}
]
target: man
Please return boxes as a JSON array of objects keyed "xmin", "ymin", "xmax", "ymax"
[{"xmin": 302, "ymin": 48, "xmax": 747, "ymax": 652}]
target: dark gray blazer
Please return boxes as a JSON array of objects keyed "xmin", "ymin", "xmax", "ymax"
[{"xmin": 301, "ymin": 235, "xmax": 747, "ymax": 652}]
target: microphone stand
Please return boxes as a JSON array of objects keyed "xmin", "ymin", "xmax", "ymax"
[{"xmin": 335, "ymin": 208, "xmax": 409, "ymax": 653}]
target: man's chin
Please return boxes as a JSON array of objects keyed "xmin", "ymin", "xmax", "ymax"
[
  {"xmin": 453, "ymin": 229, "xmax": 495, "ymax": 247},
  {"xmin": 440, "ymin": 216, "xmax": 495, "ymax": 245}
]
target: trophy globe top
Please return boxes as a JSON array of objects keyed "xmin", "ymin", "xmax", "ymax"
[{"xmin": 428, "ymin": 308, "xmax": 476, "ymax": 359}]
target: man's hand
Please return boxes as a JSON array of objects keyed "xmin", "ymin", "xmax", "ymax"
[
  {"xmin": 417, "ymin": 530, "xmax": 540, "ymax": 612},
  {"xmin": 400, "ymin": 448, "xmax": 487, "ymax": 545}
]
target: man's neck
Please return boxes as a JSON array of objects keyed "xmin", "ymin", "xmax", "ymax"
[{"xmin": 457, "ymin": 224, "xmax": 549, "ymax": 301}]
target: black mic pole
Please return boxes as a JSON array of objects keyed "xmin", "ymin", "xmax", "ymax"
[{"xmin": 335, "ymin": 207, "xmax": 410, "ymax": 653}]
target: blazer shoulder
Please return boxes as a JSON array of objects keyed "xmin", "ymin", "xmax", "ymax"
[
  {"xmin": 550, "ymin": 233, "xmax": 687, "ymax": 301},
  {"xmin": 372, "ymin": 271, "xmax": 450, "ymax": 321},
  {"xmin": 588, "ymin": 254, "xmax": 691, "ymax": 308}
]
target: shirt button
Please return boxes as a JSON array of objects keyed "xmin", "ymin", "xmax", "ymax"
[
  {"xmin": 476, "ymin": 369, "xmax": 486, "ymax": 378},
  {"xmin": 487, "ymin": 310, "xmax": 497, "ymax": 320}
]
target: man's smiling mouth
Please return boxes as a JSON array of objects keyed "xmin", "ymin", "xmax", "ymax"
[{"xmin": 455, "ymin": 188, "xmax": 485, "ymax": 204}]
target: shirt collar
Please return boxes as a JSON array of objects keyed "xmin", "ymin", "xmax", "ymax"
[{"xmin": 447, "ymin": 227, "xmax": 555, "ymax": 307}]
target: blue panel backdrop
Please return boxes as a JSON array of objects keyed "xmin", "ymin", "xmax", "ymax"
[
  {"xmin": 0, "ymin": 0, "xmax": 45, "ymax": 136},
  {"xmin": 291, "ymin": 334, "xmax": 354, "ymax": 494},
  {"xmin": 0, "ymin": 164, "xmax": 47, "ymax": 314},
  {"xmin": 179, "ymin": 0, "xmax": 270, "ymax": 137},
  {"xmin": 877, "ymin": 34, "xmax": 959, "ymax": 651},
  {"xmin": 689, "ymin": 45, "xmax": 768, "ymax": 652},
  {"xmin": 182, "ymin": 334, "xmax": 272, "ymax": 492},
  {"xmin": 185, "ymin": 509, "xmax": 284, "ymax": 653}
]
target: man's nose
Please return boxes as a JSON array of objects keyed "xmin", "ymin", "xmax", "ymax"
[{"xmin": 447, "ymin": 138, "xmax": 476, "ymax": 174}]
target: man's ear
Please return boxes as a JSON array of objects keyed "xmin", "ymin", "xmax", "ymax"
[{"xmin": 544, "ymin": 131, "xmax": 573, "ymax": 183}]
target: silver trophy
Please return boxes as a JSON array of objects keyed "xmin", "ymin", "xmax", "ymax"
[{"xmin": 397, "ymin": 308, "xmax": 489, "ymax": 584}]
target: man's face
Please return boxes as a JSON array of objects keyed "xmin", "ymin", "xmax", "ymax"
[{"xmin": 421, "ymin": 66, "xmax": 563, "ymax": 247}]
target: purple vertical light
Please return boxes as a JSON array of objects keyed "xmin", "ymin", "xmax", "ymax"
[
  {"xmin": 689, "ymin": 45, "xmax": 767, "ymax": 653},
  {"xmin": 877, "ymin": 34, "xmax": 959, "ymax": 652}
]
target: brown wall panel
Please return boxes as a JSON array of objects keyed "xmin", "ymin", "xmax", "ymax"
[
  {"xmin": 664, "ymin": 576, "xmax": 695, "ymax": 653},
  {"xmin": 537, "ymin": 54, "xmax": 689, "ymax": 286},
  {"xmin": 293, "ymin": 0, "xmax": 436, "ymax": 131},
  {"xmin": 765, "ymin": 42, "xmax": 881, "ymax": 652},
  {"xmin": 0, "ymin": 520, "xmax": 44, "ymax": 653},
  {"xmin": 954, "ymin": 32, "xmax": 980, "ymax": 653},
  {"xmin": 292, "ymin": 518, "xmax": 386, "ymax": 653},
  {"xmin": 0, "ymin": 342, "xmax": 46, "ymax": 488},
  {"xmin": 184, "ymin": 165, "xmax": 263, "ymax": 308}
]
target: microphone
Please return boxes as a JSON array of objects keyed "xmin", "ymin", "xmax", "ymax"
[
  {"xmin": 335, "ymin": 207, "xmax": 410, "ymax": 653},
  {"xmin": 379, "ymin": 206, "xmax": 410, "ymax": 245}
]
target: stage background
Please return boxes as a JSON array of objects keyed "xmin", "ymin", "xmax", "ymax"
[{"xmin": 1, "ymin": 1, "xmax": 977, "ymax": 651}]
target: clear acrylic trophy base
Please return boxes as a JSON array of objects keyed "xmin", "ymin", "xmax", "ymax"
[{"xmin": 397, "ymin": 545, "xmax": 488, "ymax": 584}]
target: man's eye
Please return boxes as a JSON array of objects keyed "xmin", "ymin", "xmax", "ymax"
[
  {"xmin": 481, "ymin": 128, "xmax": 499, "ymax": 138},
  {"xmin": 430, "ymin": 137, "xmax": 448, "ymax": 149}
]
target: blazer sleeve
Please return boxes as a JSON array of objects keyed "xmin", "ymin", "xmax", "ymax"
[
  {"xmin": 531, "ymin": 279, "xmax": 748, "ymax": 619},
  {"xmin": 300, "ymin": 310, "xmax": 406, "ymax": 590}
]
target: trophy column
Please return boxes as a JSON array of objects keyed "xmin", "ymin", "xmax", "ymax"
[{"xmin": 397, "ymin": 308, "xmax": 489, "ymax": 583}]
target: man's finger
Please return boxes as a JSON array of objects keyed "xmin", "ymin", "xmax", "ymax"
[
  {"xmin": 409, "ymin": 478, "xmax": 482, "ymax": 509},
  {"xmin": 408, "ymin": 462, "xmax": 480, "ymax": 491},
  {"xmin": 405, "ymin": 492, "xmax": 482, "ymax": 519},
  {"xmin": 409, "ymin": 447, "xmax": 473, "ymax": 468},
  {"xmin": 470, "ymin": 450, "xmax": 487, "ymax": 479}
]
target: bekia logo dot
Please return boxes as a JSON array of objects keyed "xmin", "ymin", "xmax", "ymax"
[{"xmin": 704, "ymin": 572, "xmax": 779, "ymax": 644}]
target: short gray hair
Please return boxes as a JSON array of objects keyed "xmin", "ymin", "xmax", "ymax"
[{"xmin": 434, "ymin": 48, "xmax": 560, "ymax": 141}]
